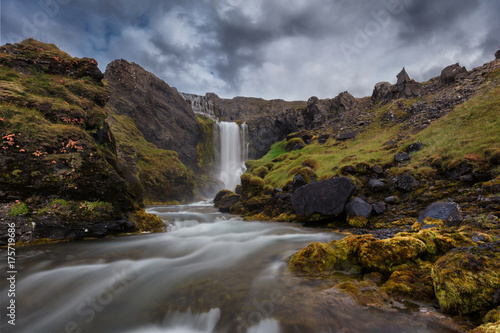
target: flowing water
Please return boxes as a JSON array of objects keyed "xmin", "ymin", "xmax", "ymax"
[
  {"xmin": 216, "ymin": 122, "xmax": 248, "ymax": 192},
  {"xmin": 1, "ymin": 203, "xmax": 461, "ymax": 333}
]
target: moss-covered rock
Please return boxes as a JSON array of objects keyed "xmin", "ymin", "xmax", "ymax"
[
  {"xmin": 358, "ymin": 237, "xmax": 427, "ymax": 274},
  {"xmin": 432, "ymin": 241, "xmax": 500, "ymax": 315},
  {"xmin": 289, "ymin": 235, "xmax": 374, "ymax": 275},
  {"xmin": 240, "ymin": 173, "xmax": 265, "ymax": 199},
  {"xmin": 285, "ymin": 137, "xmax": 306, "ymax": 151},
  {"xmin": 381, "ymin": 267, "xmax": 435, "ymax": 301}
]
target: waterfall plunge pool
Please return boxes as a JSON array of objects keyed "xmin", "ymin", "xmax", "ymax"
[{"xmin": 1, "ymin": 203, "xmax": 461, "ymax": 333}]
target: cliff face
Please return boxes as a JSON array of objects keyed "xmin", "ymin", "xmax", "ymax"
[
  {"xmin": 181, "ymin": 92, "xmax": 307, "ymax": 159},
  {"xmin": 0, "ymin": 39, "xmax": 164, "ymax": 243},
  {"xmin": 105, "ymin": 60, "xmax": 201, "ymax": 170}
]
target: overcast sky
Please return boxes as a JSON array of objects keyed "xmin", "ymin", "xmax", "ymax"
[{"xmin": 1, "ymin": 0, "xmax": 499, "ymax": 100}]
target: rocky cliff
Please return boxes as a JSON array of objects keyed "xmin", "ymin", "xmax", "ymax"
[
  {"xmin": 105, "ymin": 60, "xmax": 201, "ymax": 169},
  {"xmin": 0, "ymin": 39, "xmax": 164, "ymax": 244}
]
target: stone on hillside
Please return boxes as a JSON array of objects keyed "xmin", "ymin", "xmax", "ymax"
[
  {"xmin": 385, "ymin": 196, "xmax": 398, "ymax": 203},
  {"xmin": 367, "ymin": 179, "xmax": 385, "ymax": 191},
  {"xmin": 394, "ymin": 152, "xmax": 412, "ymax": 162},
  {"xmin": 292, "ymin": 174, "xmax": 307, "ymax": 189},
  {"xmin": 407, "ymin": 142, "xmax": 424, "ymax": 153},
  {"xmin": 337, "ymin": 131, "xmax": 358, "ymax": 141},
  {"xmin": 291, "ymin": 177, "xmax": 355, "ymax": 216},
  {"xmin": 371, "ymin": 165, "xmax": 384, "ymax": 174},
  {"xmin": 432, "ymin": 241, "xmax": 500, "ymax": 315},
  {"xmin": 372, "ymin": 81, "xmax": 393, "ymax": 101},
  {"xmin": 318, "ymin": 134, "xmax": 330, "ymax": 144},
  {"xmin": 396, "ymin": 68, "xmax": 422, "ymax": 98},
  {"xmin": 418, "ymin": 202, "xmax": 463, "ymax": 226},
  {"xmin": 496, "ymin": 49, "xmax": 500, "ymax": 59},
  {"xmin": 372, "ymin": 201, "xmax": 386, "ymax": 215},
  {"xmin": 331, "ymin": 91, "xmax": 357, "ymax": 113},
  {"xmin": 440, "ymin": 63, "xmax": 467, "ymax": 84},
  {"xmin": 395, "ymin": 174, "xmax": 419, "ymax": 191},
  {"xmin": 346, "ymin": 197, "xmax": 373, "ymax": 227}
]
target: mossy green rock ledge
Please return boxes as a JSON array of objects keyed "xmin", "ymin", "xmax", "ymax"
[{"xmin": 432, "ymin": 241, "xmax": 500, "ymax": 315}]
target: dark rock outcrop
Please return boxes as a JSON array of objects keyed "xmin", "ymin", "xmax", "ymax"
[
  {"xmin": 418, "ymin": 202, "xmax": 463, "ymax": 226},
  {"xmin": 291, "ymin": 177, "xmax": 355, "ymax": 216},
  {"xmin": 440, "ymin": 63, "xmax": 467, "ymax": 84},
  {"xmin": 407, "ymin": 142, "xmax": 424, "ymax": 153},
  {"xmin": 345, "ymin": 197, "xmax": 372, "ymax": 227},
  {"xmin": 394, "ymin": 152, "xmax": 412, "ymax": 162},
  {"xmin": 367, "ymin": 179, "xmax": 385, "ymax": 192},
  {"xmin": 495, "ymin": 49, "xmax": 500, "ymax": 59},
  {"xmin": 337, "ymin": 131, "xmax": 358, "ymax": 141},
  {"xmin": 396, "ymin": 68, "xmax": 422, "ymax": 98},
  {"xmin": 372, "ymin": 82, "xmax": 394, "ymax": 101},
  {"xmin": 395, "ymin": 174, "xmax": 419, "ymax": 191},
  {"xmin": 105, "ymin": 60, "xmax": 200, "ymax": 169}
]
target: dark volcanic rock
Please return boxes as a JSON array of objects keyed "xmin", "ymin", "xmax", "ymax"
[
  {"xmin": 337, "ymin": 131, "xmax": 358, "ymax": 141},
  {"xmin": 372, "ymin": 201, "xmax": 387, "ymax": 215},
  {"xmin": 440, "ymin": 63, "xmax": 467, "ymax": 84},
  {"xmin": 407, "ymin": 142, "xmax": 424, "ymax": 153},
  {"xmin": 293, "ymin": 174, "xmax": 307, "ymax": 189},
  {"xmin": 396, "ymin": 68, "xmax": 422, "ymax": 98},
  {"xmin": 346, "ymin": 197, "xmax": 372, "ymax": 219},
  {"xmin": 372, "ymin": 81, "xmax": 394, "ymax": 101},
  {"xmin": 291, "ymin": 177, "xmax": 355, "ymax": 216},
  {"xmin": 418, "ymin": 202, "xmax": 463, "ymax": 226},
  {"xmin": 395, "ymin": 174, "xmax": 419, "ymax": 192},
  {"xmin": 105, "ymin": 60, "xmax": 200, "ymax": 169},
  {"xmin": 394, "ymin": 152, "xmax": 412, "ymax": 162},
  {"xmin": 496, "ymin": 49, "xmax": 500, "ymax": 59},
  {"xmin": 367, "ymin": 179, "xmax": 385, "ymax": 191}
]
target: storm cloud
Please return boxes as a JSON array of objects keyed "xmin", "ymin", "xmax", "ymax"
[{"xmin": 1, "ymin": 0, "xmax": 498, "ymax": 100}]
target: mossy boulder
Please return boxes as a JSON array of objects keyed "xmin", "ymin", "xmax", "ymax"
[
  {"xmin": 251, "ymin": 166, "xmax": 269, "ymax": 178},
  {"xmin": 432, "ymin": 241, "xmax": 500, "ymax": 315},
  {"xmin": 285, "ymin": 137, "xmax": 306, "ymax": 152},
  {"xmin": 358, "ymin": 237, "xmax": 427, "ymax": 274},
  {"xmin": 240, "ymin": 173, "xmax": 265, "ymax": 199},
  {"xmin": 289, "ymin": 235, "xmax": 374, "ymax": 275},
  {"xmin": 381, "ymin": 267, "xmax": 435, "ymax": 301}
]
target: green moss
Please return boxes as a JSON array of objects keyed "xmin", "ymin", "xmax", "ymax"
[
  {"xmin": 285, "ymin": 137, "xmax": 306, "ymax": 152},
  {"xmin": 196, "ymin": 115, "xmax": 215, "ymax": 168},
  {"xmin": 252, "ymin": 166, "xmax": 269, "ymax": 178},
  {"xmin": 130, "ymin": 209, "xmax": 165, "ymax": 232},
  {"xmin": 9, "ymin": 202, "xmax": 29, "ymax": 216},
  {"xmin": 357, "ymin": 237, "xmax": 427, "ymax": 274},
  {"xmin": 347, "ymin": 216, "xmax": 369, "ymax": 228},
  {"xmin": 240, "ymin": 173, "xmax": 265, "ymax": 199}
]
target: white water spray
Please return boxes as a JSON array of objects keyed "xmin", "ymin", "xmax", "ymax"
[{"xmin": 216, "ymin": 121, "xmax": 249, "ymax": 192}]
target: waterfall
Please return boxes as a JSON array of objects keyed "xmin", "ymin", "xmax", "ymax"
[{"xmin": 216, "ymin": 121, "xmax": 248, "ymax": 192}]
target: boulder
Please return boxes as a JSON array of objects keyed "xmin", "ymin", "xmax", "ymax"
[
  {"xmin": 432, "ymin": 241, "xmax": 500, "ymax": 315},
  {"xmin": 292, "ymin": 174, "xmax": 307, "ymax": 189},
  {"xmin": 372, "ymin": 201, "xmax": 386, "ymax": 215},
  {"xmin": 407, "ymin": 142, "xmax": 424, "ymax": 153},
  {"xmin": 417, "ymin": 202, "xmax": 463, "ymax": 226},
  {"xmin": 345, "ymin": 197, "xmax": 372, "ymax": 227},
  {"xmin": 440, "ymin": 63, "xmax": 467, "ymax": 84},
  {"xmin": 496, "ymin": 49, "xmax": 500, "ymax": 59},
  {"xmin": 395, "ymin": 174, "xmax": 419, "ymax": 191},
  {"xmin": 396, "ymin": 68, "xmax": 422, "ymax": 98},
  {"xmin": 358, "ymin": 237, "xmax": 427, "ymax": 274},
  {"xmin": 214, "ymin": 189, "xmax": 233, "ymax": 207},
  {"xmin": 367, "ymin": 179, "xmax": 385, "ymax": 191},
  {"xmin": 372, "ymin": 81, "xmax": 394, "ymax": 101},
  {"xmin": 291, "ymin": 177, "xmax": 355, "ymax": 216},
  {"xmin": 330, "ymin": 91, "xmax": 357, "ymax": 113},
  {"xmin": 394, "ymin": 152, "xmax": 412, "ymax": 162},
  {"xmin": 336, "ymin": 131, "xmax": 358, "ymax": 141},
  {"xmin": 217, "ymin": 193, "xmax": 241, "ymax": 213}
]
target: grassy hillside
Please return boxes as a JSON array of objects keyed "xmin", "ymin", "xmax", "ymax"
[{"xmin": 246, "ymin": 70, "xmax": 500, "ymax": 190}]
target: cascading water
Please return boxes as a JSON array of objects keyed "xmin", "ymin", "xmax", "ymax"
[{"xmin": 215, "ymin": 121, "xmax": 249, "ymax": 192}]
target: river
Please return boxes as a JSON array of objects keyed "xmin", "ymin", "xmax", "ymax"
[{"xmin": 1, "ymin": 202, "xmax": 460, "ymax": 333}]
